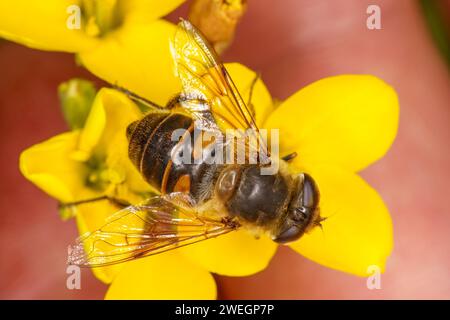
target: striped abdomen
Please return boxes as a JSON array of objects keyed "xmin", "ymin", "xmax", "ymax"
[{"xmin": 126, "ymin": 112, "xmax": 222, "ymax": 203}]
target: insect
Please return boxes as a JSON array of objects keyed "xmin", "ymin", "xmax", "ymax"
[{"xmin": 67, "ymin": 20, "xmax": 324, "ymax": 267}]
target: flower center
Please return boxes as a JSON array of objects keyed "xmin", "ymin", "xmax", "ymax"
[
  {"xmin": 85, "ymin": 156, "xmax": 125, "ymax": 191},
  {"xmin": 81, "ymin": 0, "xmax": 124, "ymax": 37}
]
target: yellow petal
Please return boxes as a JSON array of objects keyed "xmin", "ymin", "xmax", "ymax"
[
  {"xmin": 19, "ymin": 131, "xmax": 97, "ymax": 202},
  {"xmin": 264, "ymin": 75, "xmax": 399, "ymax": 172},
  {"xmin": 0, "ymin": 0, "xmax": 98, "ymax": 52},
  {"xmin": 79, "ymin": 20, "xmax": 180, "ymax": 106},
  {"xmin": 226, "ymin": 63, "xmax": 273, "ymax": 127},
  {"xmin": 78, "ymin": 87, "xmax": 152, "ymax": 194},
  {"xmin": 122, "ymin": 0, "xmax": 185, "ymax": 25},
  {"xmin": 105, "ymin": 252, "xmax": 216, "ymax": 299},
  {"xmin": 76, "ymin": 88, "xmax": 142, "ymax": 160},
  {"xmin": 75, "ymin": 200, "xmax": 125, "ymax": 283},
  {"xmin": 105, "ymin": 133, "xmax": 155, "ymax": 196},
  {"xmin": 289, "ymin": 164, "xmax": 393, "ymax": 276},
  {"xmin": 181, "ymin": 229, "xmax": 277, "ymax": 276}
]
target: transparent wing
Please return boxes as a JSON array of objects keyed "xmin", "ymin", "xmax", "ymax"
[
  {"xmin": 68, "ymin": 193, "xmax": 238, "ymax": 267},
  {"xmin": 170, "ymin": 19, "xmax": 270, "ymax": 164}
]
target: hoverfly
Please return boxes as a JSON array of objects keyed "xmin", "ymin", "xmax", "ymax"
[{"xmin": 67, "ymin": 20, "xmax": 323, "ymax": 267}]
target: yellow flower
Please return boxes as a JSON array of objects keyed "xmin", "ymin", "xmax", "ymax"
[{"xmin": 0, "ymin": 0, "xmax": 185, "ymax": 105}]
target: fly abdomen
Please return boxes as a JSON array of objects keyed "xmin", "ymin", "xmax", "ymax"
[{"xmin": 127, "ymin": 112, "xmax": 221, "ymax": 203}]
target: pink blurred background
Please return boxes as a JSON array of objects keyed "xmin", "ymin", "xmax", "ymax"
[{"xmin": 0, "ymin": 0, "xmax": 449, "ymax": 299}]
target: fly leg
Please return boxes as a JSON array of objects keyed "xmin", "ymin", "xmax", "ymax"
[
  {"xmin": 281, "ymin": 152, "xmax": 298, "ymax": 162},
  {"xmin": 112, "ymin": 85, "xmax": 166, "ymax": 111},
  {"xmin": 59, "ymin": 195, "xmax": 131, "ymax": 211}
]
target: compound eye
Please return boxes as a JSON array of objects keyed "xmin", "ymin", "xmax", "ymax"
[
  {"xmin": 273, "ymin": 224, "xmax": 303, "ymax": 244},
  {"xmin": 302, "ymin": 173, "xmax": 318, "ymax": 208}
]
